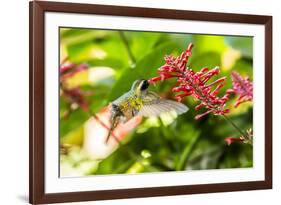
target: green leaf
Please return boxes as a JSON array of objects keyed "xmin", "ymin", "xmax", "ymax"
[
  {"xmin": 108, "ymin": 41, "xmax": 179, "ymax": 102},
  {"xmin": 60, "ymin": 108, "xmax": 89, "ymax": 137},
  {"xmin": 61, "ymin": 126, "xmax": 84, "ymax": 146},
  {"xmin": 192, "ymin": 35, "xmax": 227, "ymax": 54},
  {"xmin": 231, "ymin": 58, "xmax": 253, "ymax": 78},
  {"xmin": 128, "ymin": 31, "xmax": 163, "ymax": 60},
  {"xmin": 95, "ymin": 144, "xmax": 134, "ymax": 174},
  {"xmin": 86, "ymin": 58, "xmax": 124, "ymax": 70},
  {"xmin": 225, "ymin": 36, "xmax": 253, "ymax": 58},
  {"xmin": 175, "ymin": 127, "xmax": 201, "ymax": 170},
  {"xmin": 187, "ymin": 144, "xmax": 224, "ymax": 170},
  {"xmin": 65, "ymin": 30, "xmax": 131, "ymax": 69},
  {"xmin": 60, "ymin": 28, "xmax": 110, "ymax": 45},
  {"xmin": 67, "ymin": 38, "xmax": 130, "ymax": 67},
  {"xmin": 189, "ymin": 52, "xmax": 221, "ymax": 70}
]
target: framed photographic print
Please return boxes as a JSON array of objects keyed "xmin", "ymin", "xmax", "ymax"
[{"xmin": 29, "ymin": 1, "xmax": 272, "ymax": 204}]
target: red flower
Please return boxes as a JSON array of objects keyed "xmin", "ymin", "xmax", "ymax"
[
  {"xmin": 60, "ymin": 62, "xmax": 91, "ymax": 112},
  {"xmin": 60, "ymin": 63, "xmax": 88, "ymax": 82},
  {"xmin": 224, "ymin": 137, "xmax": 243, "ymax": 146},
  {"xmin": 227, "ymin": 71, "xmax": 253, "ymax": 108},
  {"xmin": 149, "ymin": 43, "xmax": 231, "ymax": 120},
  {"xmin": 62, "ymin": 88, "xmax": 90, "ymax": 112}
]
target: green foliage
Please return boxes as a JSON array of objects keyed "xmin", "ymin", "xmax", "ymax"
[
  {"xmin": 59, "ymin": 28, "xmax": 253, "ymax": 176},
  {"xmin": 108, "ymin": 41, "xmax": 179, "ymax": 102},
  {"xmin": 225, "ymin": 36, "xmax": 253, "ymax": 58}
]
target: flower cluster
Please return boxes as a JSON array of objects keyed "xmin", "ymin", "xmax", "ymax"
[
  {"xmin": 60, "ymin": 62, "xmax": 91, "ymax": 112},
  {"xmin": 149, "ymin": 43, "xmax": 231, "ymax": 120},
  {"xmin": 227, "ymin": 71, "xmax": 253, "ymax": 108}
]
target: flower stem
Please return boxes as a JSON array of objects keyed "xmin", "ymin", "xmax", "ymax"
[
  {"xmin": 222, "ymin": 114, "xmax": 247, "ymax": 137},
  {"xmin": 118, "ymin": 31, "xmax": 136, "ymax": 65},
  {"xmin": 176, "ymin": 133, "xmax": 200, "ymax": 171}
]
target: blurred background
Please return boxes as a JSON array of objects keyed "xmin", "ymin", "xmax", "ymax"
[{"xmin": 59, "ymin": 28, "xmax": 253, "ymax": 177}]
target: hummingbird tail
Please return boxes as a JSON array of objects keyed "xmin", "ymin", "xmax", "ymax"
[
  {"xmin": 105, "ymin": 115, "xmax": 116, "ymax": 144},
  {"xmin": 105, "ymin": 129, "xmax": 112, "ymax": 144},
  {"xmin": 105, "ymin": 105, "xmax": 121, "ymax": 144}
]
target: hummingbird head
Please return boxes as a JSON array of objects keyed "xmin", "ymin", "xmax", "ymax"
[{"xmin": 131, "ymin": 79, "xmax": 150, "ymax": 94}]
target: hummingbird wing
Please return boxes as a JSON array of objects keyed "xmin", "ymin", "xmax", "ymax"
[{"xmin": 138, "ymin": 91, "xmax": 188, "ymax": 117}]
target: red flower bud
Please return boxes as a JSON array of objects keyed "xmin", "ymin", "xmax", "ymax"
[{"xmin": 224, "ymin": 137, "xmax": 243, "ymax": 145}]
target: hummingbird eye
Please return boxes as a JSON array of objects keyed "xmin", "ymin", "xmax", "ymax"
[{"xmin": 140, "ymin": 80, "xmax": 149, "ymax": 90}]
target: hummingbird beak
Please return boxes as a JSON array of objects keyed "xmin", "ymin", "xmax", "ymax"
[{"xmin": 148, "ymin": 79, "xmax": 156, "ymax": 86}]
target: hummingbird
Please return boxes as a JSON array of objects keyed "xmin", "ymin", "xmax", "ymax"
[{"xmin": 105, "ymin": 79, "xmax": 188, "ymax": 143}]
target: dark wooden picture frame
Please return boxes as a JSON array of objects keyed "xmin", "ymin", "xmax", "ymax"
[{"xmin": 29, "ymin": 1, "xmax": 272, "ymax": 204}]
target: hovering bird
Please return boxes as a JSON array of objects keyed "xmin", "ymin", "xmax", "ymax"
[{"xmin": 105, "ymin": 79, "xmax": 188, "ymax": 143}]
